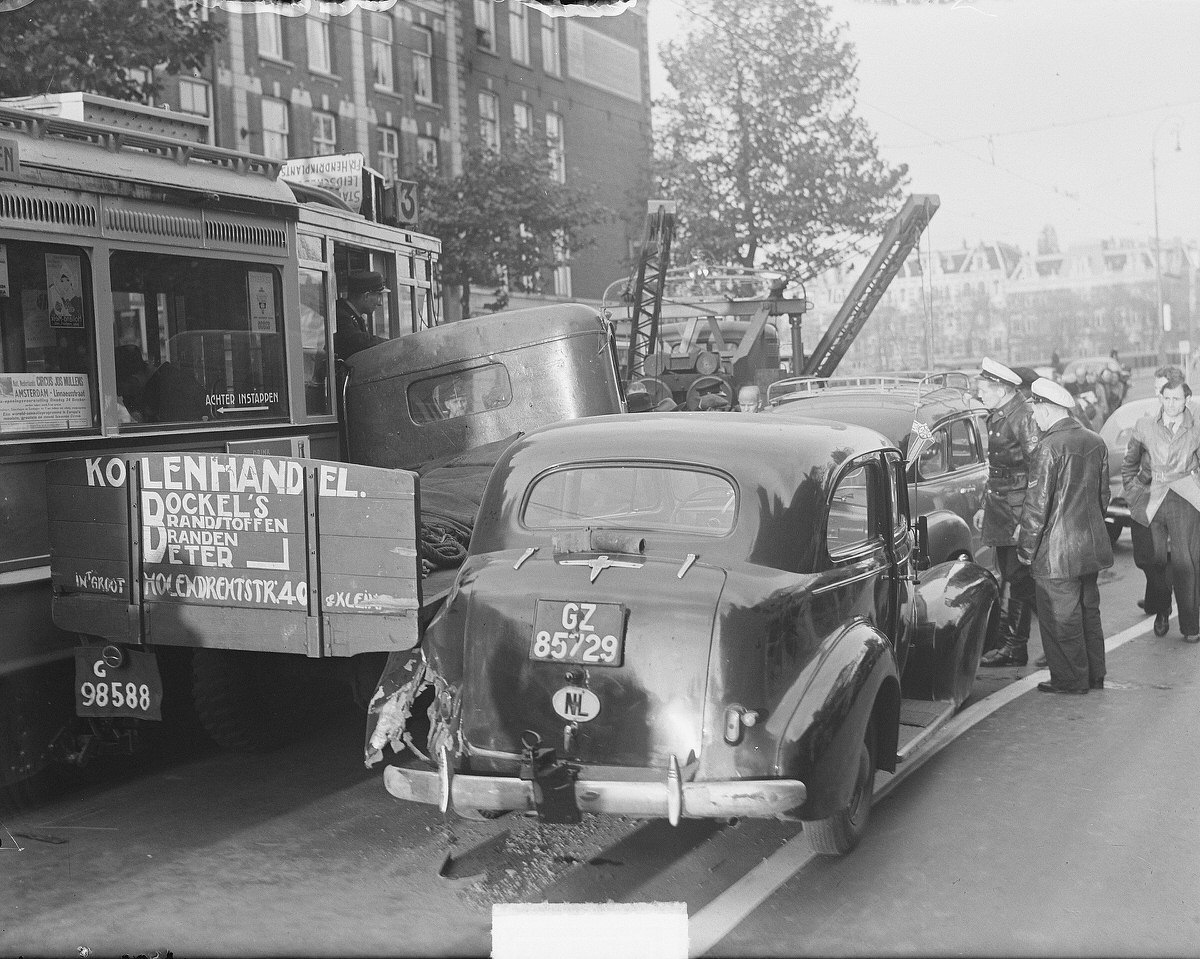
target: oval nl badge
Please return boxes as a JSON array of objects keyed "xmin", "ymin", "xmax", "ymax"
[{"xmin": 552, "ymin": 686, "xmax": 601, "ymax": 723}]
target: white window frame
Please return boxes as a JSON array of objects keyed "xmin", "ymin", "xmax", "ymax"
[
  {"xmin": 417, "ymin": 135, "xmax": 439, "ymax": 170},
  {"xmin": 509, "ymin": 3, "xmax": 529, "ymax": 65},
  {"xmin": 178, "ymin": 77, "xmax": 210, "ymax": 117},
  {"xmin": 261, "ymin": 96, "xmax": 289, "ymax": 160},
  {"xmin": 257, "ymin": 8, "xmax": 284, "ymax": 59},
  {"xmin": 546, "ymin": 111, "xmax": 565, "ymax": 184},
  {"xmin": 378, "ymin": 127, "xmax": 400, "ymax": 182},
  {"xmin": 413, "ymin": 25, "xmax": 434, "ymax": 102},
  {"xmin": 474, "ymin": 0, "xmax": 496, "ymax": 53},
  {"xmin": 541, "ymin": 12, "xmax": 560, "ymax": 76},
  {"xmin": 312, "ymin": 110, "xmax": 337, "ymax": 156},
  {"xmin": 306, "ymin": 11, "xmax": 332, "ymax": 75},
  {"xmin": 553, "ymin": 230, "xmax": 572, "ymax": 297},
  {"xmin": 371, "ymin": 13, "xmax": 394, "ymax": 91},
  {"xmin": 479, "ymin": 91, "xmax": 500, "ymax": 153},
  {"xmin": 513, "ymin": 101, "xmax": 533, "ymax": 141}
]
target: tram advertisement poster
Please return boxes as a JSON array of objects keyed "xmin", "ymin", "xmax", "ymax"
[
  {"xmin": 48, "ymin": 453, "xmax": 420, "ymax": 620},
  {"xmin": 45, "ymin": 253, "xmax": 84, "ymax": 329},
  {"xmin": 247, "ymin": 271, "xmax": 276, "ymax": 334},
  {"xmin": 0, "ymin": 372, "xmax": 91, "ymax": 431}
]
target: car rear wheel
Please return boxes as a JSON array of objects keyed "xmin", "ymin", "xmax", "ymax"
[{"xmin": 805, "ymin": 718, "xmax": 876, "ymax": 856}]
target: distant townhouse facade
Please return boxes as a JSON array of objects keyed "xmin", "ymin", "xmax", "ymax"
[
  {"xmin": 807, "ymin": 236, "xmax": 1198, "ymax": 371},
  {"xmin": 150, "ymin": 1, "xmax": 653, "ymax": 313}
]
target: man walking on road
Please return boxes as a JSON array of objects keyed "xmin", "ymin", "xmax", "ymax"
[
  {"xmin": 976, "ymin": 358, "xmax": 1040, "ymax": 667},
  {"xmin": 1019, "ymin": 377, "xmax": 1114, "ymax": 694},
  {"xmin": 1121, "ymin": 366, "xmax": 1200, "ymax": 644}
]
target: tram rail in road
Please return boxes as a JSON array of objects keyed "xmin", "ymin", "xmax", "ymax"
[{"xmin": 684, "ymin": 614, "xmax": 1153, "ymax": 957}]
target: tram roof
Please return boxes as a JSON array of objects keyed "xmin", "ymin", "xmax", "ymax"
[{"xmin": 0, "ymin": 104, "xmax": 298, "ymax": 209}]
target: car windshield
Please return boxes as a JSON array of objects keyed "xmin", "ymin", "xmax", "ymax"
[{"xmin": 523, "ymin": 465, "xmax": 736, "ymax": 535}]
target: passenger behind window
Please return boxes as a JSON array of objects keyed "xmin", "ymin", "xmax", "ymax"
[{"xmin": 114, "ymin": 343, "xmax": 206, "ymax": 424}]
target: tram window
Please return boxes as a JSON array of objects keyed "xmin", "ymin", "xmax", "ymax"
[
  {"xmin": 110, "ymin": 252, "xmax": 287, "ymax": 426},
  {"xmin": 300, "ymin": 268, "xmax": 331, "ymax": 415},
  {"xmin": 0, "ymin": 241, "xmax": 97, "ymax": 435}
]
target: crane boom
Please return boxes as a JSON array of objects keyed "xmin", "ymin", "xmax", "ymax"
[
  {"xmin": 624, "ymin": 200, "xmax": 676, "ymax": 379},
  {"xmin": 801, "ymin": 194, "xmax": 940, "ymax": 378}
]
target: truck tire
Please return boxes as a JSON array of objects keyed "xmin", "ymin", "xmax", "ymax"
[
  {"xmin": 0, "ymin": 665, "xmax": 75, "ymax": 811},
  {"xmin": 805, "ymin": 718, "xmax": 876, "ymax": 856},
  {"xmin": 190, "ymin": 649, "xmax": 306, "ymax": 752}
]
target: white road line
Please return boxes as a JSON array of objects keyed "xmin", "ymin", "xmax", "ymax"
[{"xmin": 687, "ymin": 615, "xmax": 1153, "ymax": 957}]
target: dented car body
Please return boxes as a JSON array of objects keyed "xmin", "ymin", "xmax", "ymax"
[{"xmin": 366, "ymin": 413, "xmax": 999, "ymax": 854}]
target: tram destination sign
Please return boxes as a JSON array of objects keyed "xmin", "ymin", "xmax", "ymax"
[{"xmin": 47, "ymin": 452, "xmax": 422, "ymax": 657}]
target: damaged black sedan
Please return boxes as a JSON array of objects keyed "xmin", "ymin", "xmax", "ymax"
[{"xmin": 365, "ymin": 413, "xmax": 998, "ymax": 855}]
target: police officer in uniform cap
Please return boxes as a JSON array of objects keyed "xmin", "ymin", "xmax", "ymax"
[
  {"xmin": 1019, "ymin": 376, "xmax": 1113, "ymax": 692},
  {"xmin": 336, "ymin": 270, "xmax": 390, "ymax": 360},
  {"xmin": 976, "ymin": 357, "xmax": 1040, "ymax": 666}
]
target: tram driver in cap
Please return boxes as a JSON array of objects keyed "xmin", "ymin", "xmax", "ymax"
[
  {"xmin": 336, "ymin": 270, "xmax": 390, "ymax": 360},
  {"xmin": 975, "ymin": 357, "xmax": 1040, "ymax": 668}
]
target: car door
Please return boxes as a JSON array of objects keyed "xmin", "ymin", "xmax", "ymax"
[{"xmin": 947, "ymin": 414, "xmax": 989, "ymax": 561}]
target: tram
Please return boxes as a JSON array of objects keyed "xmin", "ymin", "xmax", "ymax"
[{"xmin": 0, "ymin": 100, "xmax": 439, "ymax": 801}]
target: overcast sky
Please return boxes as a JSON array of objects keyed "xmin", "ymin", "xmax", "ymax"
[{"xmin": 645, "ymin": 0, "xmax": 1200, "ymax": 254}]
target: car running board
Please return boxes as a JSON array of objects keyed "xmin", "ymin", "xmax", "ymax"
[{"xmin": 895, "ymin": 698, "xmax": 957, "ymax": 763}]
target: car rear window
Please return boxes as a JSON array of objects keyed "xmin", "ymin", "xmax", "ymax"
[{"xmin": 523, "ymin": 465, "xmax": 736, "ymax": 535}]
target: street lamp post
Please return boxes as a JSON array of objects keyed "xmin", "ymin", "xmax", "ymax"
[{"xmin": 1152, "ymin": 116, "xmax": 1183, "ymax": 364}]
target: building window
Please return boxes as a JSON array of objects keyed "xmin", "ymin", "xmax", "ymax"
[
  {"xmin": 178, "ymin": 78, "xmax": 209, "ymax": 116},
  {"xmin": 541, "ymin": 12, "xmax": 560, "ymax": 76},
  {"xmin": 306, "ymin": 11, "xmax": 332, "ymax": 74},
  {"xmin": 513, "ymin": 101, "xmax": 533, "ymax": 141},
  {"xmin": 257, "ymin": 8, "xmax": 284, "ymax": 59},
  {"xmin": 417, "ymin": 135, "xmax": 439, "ymax": 170},
  {"xmin": 261, "ymin": 96, "xmax": 289, "ymax": 159},
  {"xmin": 371, "ymin": 13, "xmax": 394, "ymax": 91},
  {"xmin": 378, "ymin": 127, "xmax": 400, "ymax": 182},
  {"xmin": 546, "ymin": 111, "xmax": 565, "ymax": 183},
  {"xmin": 479, "ymin": 91, "xmax": 499, "ymax": 153},
  {"xmin": 474, "ymin": 0, "xmax": 496, "ymax": 53},
  {"xmin": 413, "ymin": 26, "xmax": 434, "ymax": 102},
  {"xmin": 553, "ymin": 230, "xmax": 572, "ymax": 297},
  {"xmin": 509, "ymin": 3, "xmax": 529, "ymax": 65},
  {"xmin": 312, "ymin": 110, "xmax": 337, "ymax": 155}
]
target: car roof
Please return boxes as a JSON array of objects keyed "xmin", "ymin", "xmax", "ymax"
[
  {"xmin": 1100, "ymin": 397, "xmax": 1160, "ymax": 443},
  {"xmin": 508, "ymin": 411, "xmax": 894, "ymax": 480},
  {"xmin": 764, "ymin": 388, "xmax": 978, "ymax": 448}
]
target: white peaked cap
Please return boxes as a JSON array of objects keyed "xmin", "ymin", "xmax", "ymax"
[
  {"xmin": 979, "ymin": 357, "xmax": 1021, "ymax": 386},
  {"xmin": 1031, "ymin": 377, "xmax": 1075, "ymax": 410}
]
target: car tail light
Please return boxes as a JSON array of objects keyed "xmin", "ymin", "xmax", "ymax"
[{"xmin": 723, "ymin": 705, "xmax": 761, "ymax": 745}]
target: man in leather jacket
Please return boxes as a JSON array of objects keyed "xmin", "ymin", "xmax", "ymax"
[
  {"xmin": 976, "ymin": 358, "xmax": 1040, "ymax": 667},
  {"xmin": 1018, "ymin": 377, "xmax": 1113, "ymax": 693},
  {"xmin": 1121, "ymin": 366, "xmax": 1200, "ymax": 643}
]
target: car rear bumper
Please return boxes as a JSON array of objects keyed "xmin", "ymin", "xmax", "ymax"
[{"xmin": 383, "ymin": 763, "xmax": 806, "ymax": 822}]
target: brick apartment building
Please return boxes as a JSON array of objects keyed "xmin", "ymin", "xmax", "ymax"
[{"xmin": 147, "ymin": 1, "xmax": 653, "ymax": 314}]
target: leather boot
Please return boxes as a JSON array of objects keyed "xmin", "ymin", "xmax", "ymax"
[{"xmin": 980, "ymin": 599, "xmax": 1030, "ymax": 666}]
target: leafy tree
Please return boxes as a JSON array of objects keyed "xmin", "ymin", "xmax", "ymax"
[
  {"xmin": 655, "ymin": 0, "xmax": 908, "ymax": 282},
  {"xmin": 0, "ymin": 0, "xmax": 223, "ymax": 102},
  {"xmin": 415, "ymin": 135, "xmax": 611, "ymax": 318}
]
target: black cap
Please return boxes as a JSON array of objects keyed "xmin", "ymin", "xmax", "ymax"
[{"xmin": 348, "ymin": 270, "xmax": 389, "ymax": 298}]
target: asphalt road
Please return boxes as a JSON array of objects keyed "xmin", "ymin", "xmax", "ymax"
[{"xmin": 3, "ymin": 532, "xmax": 1191, "ymax": 959}]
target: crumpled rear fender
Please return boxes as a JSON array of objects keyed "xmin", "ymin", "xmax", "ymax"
[
  {"xmin": 773, "ymin": 621, "xmax": 900, "ymax": 821},
  {"xmin": 363, "ymin": 598, "xmax": 466, "ymax": 768}
]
